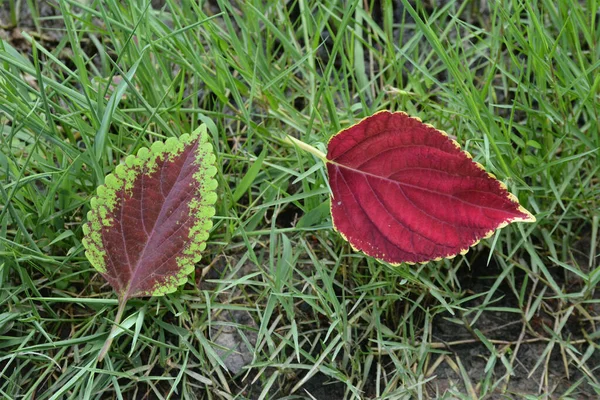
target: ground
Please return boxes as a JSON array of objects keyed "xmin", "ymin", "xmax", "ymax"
[{"xmin": 1, "ymin": 1, "xmax": 599, "ymax": 399}]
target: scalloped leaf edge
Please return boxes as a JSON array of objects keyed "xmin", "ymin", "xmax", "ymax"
[{"xmin": 82, "ymin": 125, "xmax": 218, "ymax": 298}]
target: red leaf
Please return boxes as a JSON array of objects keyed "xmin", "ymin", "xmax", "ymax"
[
  {"xmin": 82, "ymin": 128, "xmax": 217, "ymax": 300},
  {"xmin": 327, "ymin": 111, "xmax": 535, "ymax": 264}
]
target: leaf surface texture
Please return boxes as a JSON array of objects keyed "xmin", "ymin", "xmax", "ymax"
[
  {"xmin": 82, "ymin": 127, "xmax": 217, "ymax": 299},
  {"xmin": 327, "ymin": 111, "xmax": 534, "ymax": 264}
]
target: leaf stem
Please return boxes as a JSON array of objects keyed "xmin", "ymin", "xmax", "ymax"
[
  {"xmin": 285, "ymin": 135, "xmax": 327, "ymax": 162},
  {"xmin": 98, "ymin": 297, "xmax": 127, "ymax": 362}
]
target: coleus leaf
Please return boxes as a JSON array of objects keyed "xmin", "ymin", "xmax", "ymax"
[
  {"xmin": 82, "ymin": 125, "xmax": 217, "ymax": 359},
  {"xmin": 289, "ymin": 111, "xmax": 535, "ymax": 265}
]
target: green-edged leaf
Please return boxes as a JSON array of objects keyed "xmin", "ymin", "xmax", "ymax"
[{"xmin": 82, "ymin": 125, "xmax": 218, "ymax": 300}]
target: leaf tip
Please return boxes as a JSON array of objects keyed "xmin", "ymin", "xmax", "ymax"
[
  {"xmin": 515, "ymin": 206, "xmax": 536, "ymax": 223},
  {"xmin": 505, "ymin": 193, "xmax": 536, "ymax": 223}
]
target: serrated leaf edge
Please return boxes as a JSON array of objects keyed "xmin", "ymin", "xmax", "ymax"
[{"xmin": 327, "ymin": 110, "xmax": 536, "ymax": 266}]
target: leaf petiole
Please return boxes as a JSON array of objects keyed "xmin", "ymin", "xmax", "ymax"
[
  {"xmin": 98, "ymin": 298, "xmax": 128, "ymax": 362},
  {"xmin": 285, "ymin": 135, "xmax": 327, "ymax": 163}
]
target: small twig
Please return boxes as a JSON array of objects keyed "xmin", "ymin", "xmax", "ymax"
[{"xmin": 426, "ymin": 336, "xmax": 587, "ymax": 349}]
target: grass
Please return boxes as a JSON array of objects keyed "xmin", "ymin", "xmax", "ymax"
[{"xmin": 0, "ymin": 0, "xmax": 599, "ymax": 398}]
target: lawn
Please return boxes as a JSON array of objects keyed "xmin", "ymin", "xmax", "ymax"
[{"xmin": 0, "ymin": 0, "xmax": 599, "ymax": 399}]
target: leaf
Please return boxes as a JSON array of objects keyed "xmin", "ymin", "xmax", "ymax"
[
  {"xmin": 82, "ymin": 125, "xmax": 217, "ymax": 360},
  {"xmin": 82, "ymin": 125, "xmax": 218, "ymax": 299},
  {"xmin": 324, "ymin": 111, "xmax": 535, "ymax": 264}
]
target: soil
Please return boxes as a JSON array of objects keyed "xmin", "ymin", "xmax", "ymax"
[
  {"xmin": 427, "ymin": 254, "xmax": 600, "ymax": 399},
  {"xmin": 0, "ymin": 1, "xmax": 64, "ymax": 49}
]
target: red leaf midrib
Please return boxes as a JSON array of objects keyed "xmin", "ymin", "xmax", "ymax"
[
  {"xmin": 123, "ymin": 145, "xmax": 198, "ymax": 298},
  {"xmin": 329, "ymin": 161, "xmax": 514, "ymax": 215}
]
